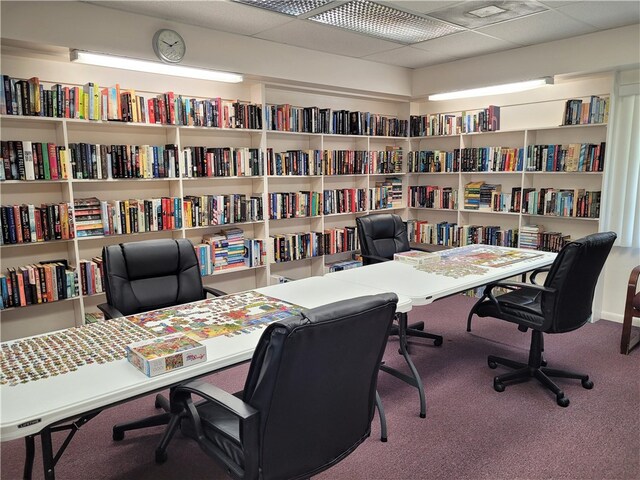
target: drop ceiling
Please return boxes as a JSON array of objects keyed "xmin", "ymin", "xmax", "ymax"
[{"xmin": 87, "ymin": 0, "xmax": 639, "ymax": 69}]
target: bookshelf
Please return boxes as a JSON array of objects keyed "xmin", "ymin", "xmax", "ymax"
[
  {"xmin": 406, "ymin": 85, "xmax": 610, "ymax": 252},
  {"xmin": 0, "ymin": 61, "xmax": 612, "ymax": 340}
]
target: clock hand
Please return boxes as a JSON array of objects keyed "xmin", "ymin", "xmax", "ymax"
[{"xmin": 162, "ymin": 40, "xmax": 172, "ymax": 46}]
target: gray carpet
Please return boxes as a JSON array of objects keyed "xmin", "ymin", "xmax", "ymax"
[{"xmin": 1, "ymin": 295, "xmax": 638, "ymax": 480}]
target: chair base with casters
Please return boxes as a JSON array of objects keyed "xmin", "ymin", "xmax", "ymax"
[{"xmin": 488, "ymin": 329, "xmax": 593, "ymax": 407}]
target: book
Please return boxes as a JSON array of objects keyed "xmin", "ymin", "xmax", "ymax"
[
  {"xmin": 394, "ymin": 250, "xmax": 438, "ymax": 266},
  {"xmin": 126, "ymin": 333, "xmax": 206, "ymax": 377}
]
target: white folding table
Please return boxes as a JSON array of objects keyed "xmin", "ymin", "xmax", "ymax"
[
  {"xmin": 325, "ymin": 245, "xmax": 557, "ymax": 417},
  {"xmin": 1, "ymin": 276, "xmax": 411, "ymax": 480}
]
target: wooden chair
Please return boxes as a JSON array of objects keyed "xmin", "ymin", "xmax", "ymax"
[{"xmin": 620, "ymin": 265, "xmax": 640, "ymax": 354}]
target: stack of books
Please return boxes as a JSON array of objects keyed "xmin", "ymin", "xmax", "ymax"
[
  {"xmin": 464, "ymin": 182, "xmax": 484, "ymax": 210},
  {"xmin": 74, "ymin": 197, "xmax": 104, "ymax": 237}
]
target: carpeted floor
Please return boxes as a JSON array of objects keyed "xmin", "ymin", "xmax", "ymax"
[{"xmin": 1, "ymin": 295, "xmax": 638, "ymax": 480}]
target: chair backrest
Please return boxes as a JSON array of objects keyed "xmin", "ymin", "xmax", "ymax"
[
  {"xmin": 102, "ymin": 238, "xmax": 205, "ymax": 316},
  {"xmin": 241, "ymin": 293, "xmax": 397, "ymax": 480},
  {"xmin": 541, "ymin": 231, "xmax": 616, "ymax": 333},
  {"xmin": 356, "ymin": 213, "xmax": 410, "ymax": 264}
]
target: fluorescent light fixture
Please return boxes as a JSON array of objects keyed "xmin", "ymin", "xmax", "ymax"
[
  {"xmin": 428, "ymin": 77, "xmax": 553, "ymax": 101},
  {"xmin": 70, "ymin": 50, "xmax": 243, "ymax": 83}
]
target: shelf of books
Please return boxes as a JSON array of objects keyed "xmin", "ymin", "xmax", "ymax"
[{"xmin": 406, "ymin": 88, "xmax": 609, "ymax": 255}]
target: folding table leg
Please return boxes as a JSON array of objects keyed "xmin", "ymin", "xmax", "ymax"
[
  {"xmin": 379, "ymin": 312, "xmax": 427, "ymax": 418},
  {"xmin": 40, "ymin": 428, "xmax": 55, "ymax": 480},
  {"xmin": 23, "ymin": 435, "xmax": 35, "ymax": 480}
]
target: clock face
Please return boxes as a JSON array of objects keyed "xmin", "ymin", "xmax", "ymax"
[{"xmin": 153, "ymin": 29, "xmax": 186, "ymax": 64}]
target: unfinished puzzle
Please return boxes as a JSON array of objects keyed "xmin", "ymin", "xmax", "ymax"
[{"xmin": 126, "ymin": 291, "xmax": 305, "ymax": 339}]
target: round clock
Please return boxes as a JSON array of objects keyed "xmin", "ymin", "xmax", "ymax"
[{"xmin": 152, "ymin": 29, "xmax": 186, "ymax": 64}]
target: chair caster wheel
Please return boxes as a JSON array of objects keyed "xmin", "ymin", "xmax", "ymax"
[
  {"xmin": 557, "ymin": 395, "xmax": 570, "ymax": 407},
  {"xmin": 433, "ymin": 337, "xmax": 443, "ymax": 347},
  {"xmin": 112, "ymin": 428, "xmax": 124, "ymax": 441},
  {"xmin": 581, "ymin": 378, "xmax": 594, "ymax": 389},
  {"xmin": 155, "ymin": 449, "xmax": 168, "ymax": 464},
  {"xmin": 488, "ymin": 359, "xmax": 498, "ymax": 369},
  {"xmin": 155, "ymin": 397, "xmax": 163, "ymax": 409},
  {"xmin": 493, "ymin": 378, "xmax": 505, "ymax": 392},
  {"xmin": 540, "ymin": 359, "xmax": 548, "ymax": 367}
]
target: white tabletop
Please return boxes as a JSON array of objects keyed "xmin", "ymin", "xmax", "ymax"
[
  {"xmin": 1, "ymin": 278, "xmax": 411, "ymax": 441},
  {"xmin": 256, "ymin": 276, "xmax": 412, "ymax": 313},
  {"xmin": 326, "ymin": 245, "xmax": 557, "ymax": 306}
]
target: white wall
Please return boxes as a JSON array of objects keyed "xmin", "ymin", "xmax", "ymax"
[
  {"xmin": 411, "ymin": 24, "xmax": 640, "ymax": 97},
  {"xmin": 0, "ymin": 1, "xmax": 411, "ymax": 98}
]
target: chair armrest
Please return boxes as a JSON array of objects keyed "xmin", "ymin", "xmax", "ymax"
[
  {"xmin": 530, "ymin": 266, "xmax": 552, "ymax": 285},
  {"xmin": 361, "ymin": 253, "xmax": 390, "ymax": 264},
  {"xmin": 174, "ymin": 381, "xmax": 257, "ymax": 420},
  {"xmin": 485, "ymin": 280, "xmax": 555, "ymax": 295},
  {"xmin": 627, "ymin": 266, "xmax": 640, "ymax": 305},
  {"xmin": 97, "ymin": 303, "xmax": 124, "ymax": 319},
  {"xmin": 203, "ymin": 286, "xmax": 227, "ymax": 297},
  {"xmin": 173, "ymin": 381, "xmax": 259, "ymax": 480}
]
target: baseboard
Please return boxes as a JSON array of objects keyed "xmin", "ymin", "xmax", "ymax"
[{"xmin": 600, "ymin": 311, "xmax": 640, "ymax": 327}]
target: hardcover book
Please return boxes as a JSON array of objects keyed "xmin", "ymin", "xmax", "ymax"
[{"xmin": 126, "ymin": 333, "xmax": 206, "ymax": 377}]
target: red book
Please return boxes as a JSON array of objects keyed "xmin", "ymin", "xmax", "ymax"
[
  {"xmin": 34, "ymin": 208, "xmax": 43, "ymax": 241},
  {"xmin": 16, "ymin": 268, "xmax": 26, "ymax": 306},
  {"xmin": 157, "ymin": 98, "xmax": 167, "ymax": 124},
  {"xmin": 147, "ymin": 98, "xmax": 156, "ymax": 124},
  {"xmin": 48, "ymin": 143, "xmax": 59, "ymax": 180},
  {"xmin": 13, "ymin": 205, "xmax": 23, "ymax": 243}
]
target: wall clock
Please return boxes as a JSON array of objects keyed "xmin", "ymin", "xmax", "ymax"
[{"xmin": 152, "ymin": 29, "xmax": 186, "ymax": 64}]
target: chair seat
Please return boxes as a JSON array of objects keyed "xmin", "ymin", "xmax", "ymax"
[
  {"xmin": 475, "ymin": 288, "xmax": 545, "ymax": 329},
  {"xmin": 181, "ymin": 401, "xmax": 244, "ymax": 468}
]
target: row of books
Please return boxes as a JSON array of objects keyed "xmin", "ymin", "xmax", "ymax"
[
  {"xmin": 408, "ymin": 186, "xmax": 458, "ymax": 210},
  {"xmin": 1, "ymin": 203, "xmax": 74, "ymax": 245},
  {"xmin": 268, "ymin": 191, "xmax": 323, "ymax": 219},
  {"xmin": 524, "ymin": 142, "xmax": 606, "ymax": 172},
  {"xmin": 323, "ymin": 189, "xmax": 367, "ymax": 215},
  {"xmin": 265, "ymin": 148, "xmax": 403, "ymax": 176},
  {"xmin": 323, "ymin": 226, "xmax": 359, "ymax": 255},
  {"xmin": 326, "ymin": 258, "xmax": 362, "ymax": 272},
  {"xmin": 519, "ymin": 225, "xmax": 570, "ymax": 252},
  {"xmin": 1, "ymin": 75, "xmax": 262, "ymax": 129},
  {"xmin": 270, "ymin": 227, "xmax": 359, "ymax": 263},
  {"xmin": 1, "ymin": 141, "xmax": 69, "ymax": 181},
  {"xmin": 406, "ymin": 220, "xmax": 518, "ymax": 248},
  {"xmin": 0, "ymin": 261, "xmax": 78, "ymax": 309},
  {"xmin": 265, "ymin": 104, "xmax": 408, "ymax": 137},
  {"xmin": 457, "ymin": 147, "xmax": 524, "ymax": 172},
  {"xmin": 183, "ymin": 195, "xmax": 264, "ymax": 228},
  {"xmin": 407, "ymin": 150, "xmax": 457, "ymax": 173},
  {"xmin": 79, "ymin": 257, "xmax": 104, "ymax": 296},
  {"xmin": 183, "ymin": 146, "xmax": 263, "ymax": 178},
  {"xmin": 69, "ymin": 143, "xmax": 179, "ymax": 179},
  {"xmin": 562, "ymin": 96, "xmax": 609, "ymax": 125},
  {"xmin": 409, "ymin": 105, "xmax": 501, "ymax": 137},
  {"xmin": 520, "ymin": 188, "xmax": 601, "ymax": 218}
]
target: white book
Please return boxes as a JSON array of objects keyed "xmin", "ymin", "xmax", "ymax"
[{"xmin": 22, "ymin": 141, "xmax": 35, "ymax": 180}]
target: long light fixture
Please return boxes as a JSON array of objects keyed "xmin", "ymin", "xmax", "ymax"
[
  {"xmin": 70, "ymin": 50, "xmax": 243, "ymax": 83},
  {"xmin": 428, "ymin": 77, "xmax": 553, "ymax": 101}
]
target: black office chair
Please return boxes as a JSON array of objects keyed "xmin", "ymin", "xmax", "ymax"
[
  {"xmin": 156, "ymin": 293, "xmax": 398, "ymax": 480},
  {"xmin": 356, "ymin": 213, "xmax": 443, "ymax": 348},
  {"xmin": 467, "ymin": 231, "xmax": 616, "ymax": 407},
  {"xmin": 98, "ymin": 238, "xmax": 226, "ymax": 440}
]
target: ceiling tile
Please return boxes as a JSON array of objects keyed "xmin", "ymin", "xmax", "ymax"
[
  {"xmin": 87, "ymin": 1, "xmax": 294, "ymax": 36},
  {"xmin": 412, "ymin": 30, "xmax": 522, "ymax": 58},
  {"xmin": 476, "ymin": 9, "xmax": 598, "ymax": 45},
  {"xmin": 308, "ymin": 0, "xmax": 463, "ymax": 44},
  {"xmin": 254, "ymin": 18, "xmax": 404, "ymax": 57},
  {"xmin": 384, "ymin": 1, "xmax": 466, "ymax": 15},
  {"xmin": 555, "ymin": 1, "xmax": 640, "ymax": 29},
  {"xmin": 427, "ymin": 1, "xmax": 548, "ymax": 29},
  {"xmin": 362, "ymin": 45, "xmax": 459, "ymax": 68}
]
